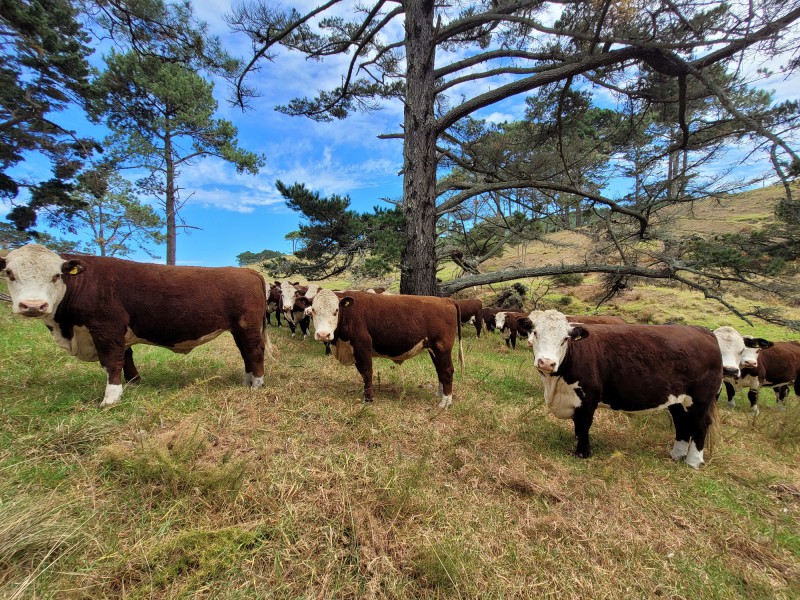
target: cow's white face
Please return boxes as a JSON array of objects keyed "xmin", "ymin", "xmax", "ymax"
[
  {"xmin": 525, "ymin": 310, "xmax": 544, "ymax": 347},
  {"xmin": 279, "ymin": 280, "xmax": 297, "ymax": 313},
  {"xmin": 530, "ymin": 310, "xmax": 586, "ymax": 374},
  {"xmin": 713, "ymin": 326, "xmax": 748, "ymax": 378},
  {"xmin": 1, "ymin": 244, "xmax": 83, "ymax": 318},
  {"xmin": 309, "ymin": 289, "xmax": 342, "ymax": 342},
  {"xmin": 495, "ymin": 312, "xmax": 508, "ymax": 329},
  {"xmin": 740, "ymin": 336, "xmax": 762, "ymax": 369}
]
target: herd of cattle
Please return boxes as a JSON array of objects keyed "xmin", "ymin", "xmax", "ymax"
[{"xmin": 2, "ymin": 244, "xmax": 799, "ymax": 470}]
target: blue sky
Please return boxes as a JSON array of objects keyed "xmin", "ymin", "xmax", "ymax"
[{"xmin": 4, "ymin": 1, "xmax": 798, "ymax": 267}]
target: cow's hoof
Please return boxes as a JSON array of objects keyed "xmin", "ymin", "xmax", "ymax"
[
  {"xmin": 438, "ymin": 395, "xmax": 453, "ymax": 409},
  {"xmin": 750, "ymin": 405, "xmax": 760, "ymax": 415},
  {"xmin": 684, "ymin": 442, "xmax": 704, "ymax": 469},
  {"xmin": 670, "ymin": 440, "xmax": 689, "ymax": 461},
  {"xmin": 573, "ymin": 449, "xmax": 591, "ymax": 459},
  {"xmin": 362, "ymin": 397, "xmax": 374, "ymax": 403},
  {"xmin": 244, "ymin": 373, "xmax": 264, "ymax": 389},
  {"xmin": 727, "ymin": 400, "xmax": 736, "ymax": 408}
]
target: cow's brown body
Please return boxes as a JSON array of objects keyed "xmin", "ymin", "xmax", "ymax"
[
  {"xmin": 456, "ymin": 298, "xmax": 483, "ymax": 337},
  {"xmin": 2, "ymin": 246, "xmax": 270, "ymax": 406},
  {"xmin": 725, "ymin": 341, "xmax": 800, "ymax": 410},
  {"xmin": 312, "ymin": 290, "xmax": 463, "ymax": 407}
]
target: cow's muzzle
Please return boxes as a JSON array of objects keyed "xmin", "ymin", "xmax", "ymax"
[
  {"xmin": 536, "ymin": 358, "xmax": 556, "ymax": 373},
  {"xmin": 723, "ymin": 366, "xmax": 740, "ymax": 378},
  {"xmin": 17, "ymin": 300, "xmax": 49, "ymax": 317},
  {"xmin": 316, "ymin": 331, "xmax": 333, "ymax": 342}
]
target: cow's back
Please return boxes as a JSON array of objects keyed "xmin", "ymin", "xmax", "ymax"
[
  {"xmin": 58, "ymin": 255, "xmax": 266, "ymax": 346},
  {"xmin": 759, "ymin": 341, "xmax": 800, "ymax": 384},
  {"xmin": 339, "ymin": 292, "xmax": 458, "ymax": 355}
]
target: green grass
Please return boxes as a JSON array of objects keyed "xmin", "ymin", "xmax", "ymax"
[{"xmin": 1, "ymin": 284, "xmax": 800, "ymax": 598}]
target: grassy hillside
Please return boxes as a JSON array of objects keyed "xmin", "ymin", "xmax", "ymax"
[{"xmin": 1, "ymin": 184, "xmax": 799, "ymax": 598}]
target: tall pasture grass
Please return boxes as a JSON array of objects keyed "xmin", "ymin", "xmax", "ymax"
[{"xmin": 0, "ymin": 295, "xmax": 799, "ymax": 598}]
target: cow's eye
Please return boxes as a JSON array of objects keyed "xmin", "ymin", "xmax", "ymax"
[
  {"xmin": 5, "ymin": 270, "xmax": 14, "ymax": 281},
  {"xmin": 561, "ymin": 337, "xmax": 569, "ymax": 345},
  {"xmin": 333, "ymin": 309, "xmax": 338, "ymax": 316},
  {"xmin": 52, "ymin": 274, "xmax": 61, "ymax": 282}
]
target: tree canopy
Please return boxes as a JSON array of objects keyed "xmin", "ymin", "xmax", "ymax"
[{"xmin": 231, "ymin": 0, "xmax": 800, "ymax": 322}]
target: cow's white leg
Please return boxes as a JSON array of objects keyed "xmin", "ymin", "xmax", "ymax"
[
  {"xmin": 243, "ymin": 372, "xmax": 264, "ymax": 389},
  {"xmin": 100, "ymin": 383, "xmax": 124, "ymax": 408},
  {"xmin": 669, "ymin": 440, "xmax": 689, "ymax": 461},
  {"xmin": 750, "ymin": 404, "xmax": 760, "ymax": 415},
  {"xmin": 438, "ymin": 394, "xmax": 453, "ymax": 409},
  {"xmin": 727, "ymin": 399, "xmax": 736, "ymax": 408},
  {"xmin": 684, "ymin": 441, "xmax": 704, "ymax": 469}
]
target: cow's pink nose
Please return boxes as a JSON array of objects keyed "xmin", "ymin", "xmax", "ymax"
[
  {"xmin": 537, "ymin": 358, "xmax": 556, "ymax": 372},
  {"xmin": 742, "ymin": 360, "xmax": 757, "ymax": 369},
  {"xmin": 316, "ymin": 332, "xmax": 332, "ymax": 342},
  {"xmin": 18, "ymin": 300, "xmax": 48, "ymax": 315}
]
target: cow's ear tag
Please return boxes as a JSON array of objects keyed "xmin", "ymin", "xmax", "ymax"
[
  {"xmin": 343, "ymin": 299, "xmax": 352, "ymax": 307},
  {"xmin": 68, "ymin": 266, "xmax": 80, "ymax": 275},
  {"xmin": 573, "ymin": 334, "xmax": 582, "ymax": 341}
]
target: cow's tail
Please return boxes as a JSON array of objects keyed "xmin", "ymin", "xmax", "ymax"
[
  {"xmin": 455, "ymin": 301, "xmax": 464, "ymax": 376},
  {"xmin": 704, "ymin": 395, "xmax": 720, "ymax": 455}
]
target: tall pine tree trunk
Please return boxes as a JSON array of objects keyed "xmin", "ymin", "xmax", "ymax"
[
  {"xmin": 400, "ymin": 0, "xmax": 438, "ymax": 296},
  {"xmin": 165, "ymin": 131, "xmax": 177, "ymax": 266}
]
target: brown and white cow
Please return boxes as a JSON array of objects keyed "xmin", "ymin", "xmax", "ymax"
[
  {"xmin": 482, "ymin": 306, "xmax": 501, "ymax": 333},
  {"xmin": 266, "ymin": 283, "xmax": 283, "ymax": 326},
  {"xmin": 528, "ymin": 310, "xmax": 721, "ymax": 468},
  {"xmin": 721, "ymin": 339, "xmax": 800, "ymax": 413},
  {"xmin": 456, "ymin": 298, "xmax": 483, "ymax": 337},
  {"xmin": 308, "ymin": 289, "xmax": 464, "ymax": 407},
  {"xmin": 278, "ymin": 280, "xmax": 313, "ymax": 339},
  {"xmin": 1, "ymin": 244, "xmax": 272, "ymax": 407},
  {"xmin": 518, "ymin": 311, "xmax": 626, "ymax": 348},
  {"xmin": 495, "ymin": 311, "xmax": 528, "ymax": 348},
  {"xmin": 713, "ymin": 326, "xmax": 773, "ymax": 413}
]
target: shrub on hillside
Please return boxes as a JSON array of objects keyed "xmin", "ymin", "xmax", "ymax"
[{"xmin": 552, "ymin": 273, "xmax": 584, "ymax": 287}]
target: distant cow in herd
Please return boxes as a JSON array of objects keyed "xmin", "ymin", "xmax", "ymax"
[
  {"xmin": 1, "ymin": 244, "xmax": 271, "ymax": 407},
  {"xmin": 456, "ymin": 299, "xmax": 483, "ymax": 337},
  {"xmin": 308, "ymin": 289, "xmax": 463, "ymax": 408},
  {"xmin": 714, "ymin": 325, "xmax": 800, "ymax": 413},
  {"xmin": 526, "ymin": 310, "xmax": 722, "ymax": 468}
]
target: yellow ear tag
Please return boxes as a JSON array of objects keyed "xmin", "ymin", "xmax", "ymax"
[
  {"xmin": 573, "ymin": 335, "xmax": 582, "ymax": 341},
  {"xmin": 68, "ymin": 266, "xmax": 80, "ymax": 275},
  {"xmin": 343, "ymin": 299, "xmax": 352, "ymax": 307}
]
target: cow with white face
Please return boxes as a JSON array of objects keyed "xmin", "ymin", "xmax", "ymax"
[
  {"xmin": 1, "ymin": 244, "xmax": 271, "ymax": 407},
  {"xmin": 278, "ymin": 280, "xmax": 312, "ymax": 339},
  {"xmin": 528, "ymin": 310, "xmax": 722, "ymax": 468},
  {"xmin": 713, "ymin": 326, "xmax": 772, "ymax": 412},
  {"xmin": 308, "ymin": 288, "xmax": 464, "ymax": 407}
]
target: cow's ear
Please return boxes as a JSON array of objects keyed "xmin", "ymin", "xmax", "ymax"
[
  {"xmin": 757, "ymin": 338, "xmax": 773, "ymax": 349},
  {"xmin": 340, "ymin": 296, "xmax": 355, "ymax": 309},
  {"xmin": 569, "ymin": 325, "xmax": 589, "ymax": 341},
  {"xmin": 61, "ymin": 259, "xmax": 84, "ymax": 276},
  {"xmin": 517, "ymin": 317, "xmax": 533, "ymax": 335}
]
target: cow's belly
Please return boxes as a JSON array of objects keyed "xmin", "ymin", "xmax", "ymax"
[
  {"xmin": 45, "ymin": 320, "xmax": 99, "ymax": 362},
  {"xmin": 541, "ymin": 375, "xmax": 583, "ymax": 419},
  {"xmin": 126, "ymin": 328, "xmax": 225, "ymax": 354},
  {"xmin": 331, "ymin": 339, "xmax": 427, "ymax": 366},
  {"xmin": 599, "ymin": 393, "xmax": 694, "ymax": 414}
]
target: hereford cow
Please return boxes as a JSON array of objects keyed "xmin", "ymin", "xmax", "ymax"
[
  {"xmin": 482, "ymin": 307, "xmax": 501, "ymax": 333},
  {"xmin": 713, "ymin": 326, "xmax": 773, "ymax": 413},
  {"xmin": 278, "ymin": 280, "xmax": 312, "ymax": 339},
  {"xmin": 495, "ymin": 311, "xmax": 528, "ymax": 348},
  {"xmin": 518, "ymin": 311, "xmax": 626, "ymax": 347},
  {"xmin": 1, "ymin": 244, "xmax": 271, "ymax": 407},
  {"xmin": 528, "ymin": 310, "xmax": 722, "ymax": 468},
  {"xmin": 456, "ymin": 299, "xmax": 483, "ymax": 337},
  {"xmin": 721, "ymin": 340, "xmax": 800, "ymax": 413},
  {"xmin": 308, "ymin": 289, "xmax": 464, "ymax": 407}
]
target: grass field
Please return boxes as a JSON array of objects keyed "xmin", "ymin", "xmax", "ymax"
[{"xmin": 1, "ymin": 286, "xmax": 799, "ymax": 598}]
